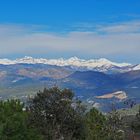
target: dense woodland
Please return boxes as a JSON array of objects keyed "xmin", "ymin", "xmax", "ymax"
[{"xmin": 0, "ymin": 87, "xmax": 140, "ymax": 140}]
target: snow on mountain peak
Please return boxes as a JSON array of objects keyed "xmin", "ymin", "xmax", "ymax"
[
  {"xmin": 98, "ymin": 58, "xmax": 111, "ymax": 63},
  {"xmin": 0, "ymin": 56, "xmax": 136, "ymax": 72},
  {"xmin": 0, "ymin": 58, "xmax": 15, "ymax": 65},
  {"xmin": 133, "ymin": 64, "xmax": 140, "ymax": 71}
]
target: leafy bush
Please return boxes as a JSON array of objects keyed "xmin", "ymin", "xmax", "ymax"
[
  {"xmin": 28, "ymin": 87, "xmax": 86, "ymax": 140},
  {"xmin": 85, "ymin": 108, "xmax": 107, "ymax": 140},
  {"xmin": 0, "ymin": 87, "xmax": 137, "ymax": 140},
  {"xmin": 0, "ymin": 99, "xmax": 43, "ymax": 140}
]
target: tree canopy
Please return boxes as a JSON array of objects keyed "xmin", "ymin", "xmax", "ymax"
[
  {"xmin": 28, "ymin": 87, "xmax": 86, "ymax": 140},
  {"xmin": 0, "ymin": 99, "xmax": 43, "ymax": 140},
  {"xmin": 0, "ymin": 87, "xmax": 139, "ymax": 140}
]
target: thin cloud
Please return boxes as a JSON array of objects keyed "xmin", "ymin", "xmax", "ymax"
[
  {"xmin": 98, "ymin": 21, "xmax": 140, "ymax": 34},
  {"xmin": 0, "ymin": 21, "xmax": 140, "ymax": 59}
]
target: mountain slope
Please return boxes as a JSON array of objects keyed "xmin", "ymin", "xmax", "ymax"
[
  {"xmin": 0, "ymin": 57, "xmax": 140, "ymax": 111},
  {"xmin": 0, "ymin": 56, "xmax": 135, "ymax": 73}
]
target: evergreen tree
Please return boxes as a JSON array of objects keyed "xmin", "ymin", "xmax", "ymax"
[
  {"xmin": 28, "ymin": 87, "xmax": 86, "ymax": 140},
  {"xmin": 85, "ymin": 108, "xmax": 107, "ymax": 140},
  {"xmin": 0, "ymin": 99, "xmax": 43, "ymax": 140}
]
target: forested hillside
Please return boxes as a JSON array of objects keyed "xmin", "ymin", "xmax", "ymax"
[{"xmin": 0, "ymin": 87, "xmax": 140, "ymax": 140}]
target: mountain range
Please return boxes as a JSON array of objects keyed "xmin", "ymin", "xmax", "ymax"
[
  {"xmin": 0, "ymin": 56, "xmax": 140, "ymax": 111},
  {"xmin": 0, "ymin": 56, "xmax": 139, "ymax": 72}
]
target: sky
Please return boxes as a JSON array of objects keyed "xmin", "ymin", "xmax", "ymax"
[{"xmin": 0, "ymin": 0, "xmax": 140, "ymax": 63}]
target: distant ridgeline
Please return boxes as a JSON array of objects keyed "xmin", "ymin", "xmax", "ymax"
[{"xmin": 0, "ymin": 56, "xmax": 140, "ymax": 111}]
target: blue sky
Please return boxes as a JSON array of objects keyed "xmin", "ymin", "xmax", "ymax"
[{"xmin": 0, "ymin": 0, "xmax": 140, "ymax": 63}]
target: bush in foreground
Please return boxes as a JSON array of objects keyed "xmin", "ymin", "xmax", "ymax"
[
  {"xmin": 28, "ymin": 87, "xmax": 86, "ymax": 140},
  {"xmin": 0, "ymin": 99, "xmax": 43, "ymax": 140},
  {"xmin": 1, "ymin": 87, "xmax": 139, "ymax": 140}
]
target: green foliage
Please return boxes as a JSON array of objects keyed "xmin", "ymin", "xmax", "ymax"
[
  {"xmin": 0, "ymin": 99, "xmax": 43, "ymax": 140},
  {"xmin": 106, "ymin": 108, "xmax": 125, "ymax": 140},
  {"xmin": 28, "ymin": 87, "xmax": 86, "ymax": 140},
  {"xmin": 85, "ymin": 108, "xmax": 107, "ymax": 140},
  {"xmin": 1, "ymin": 87, "xmax": 138, "ymax": 140},
  {"xmin": 131, "ymin": 105, "xmax": 140, "ymax": 133}
]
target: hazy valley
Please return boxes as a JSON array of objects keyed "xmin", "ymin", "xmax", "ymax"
[{"xmin": 0, "ymin": 57, "xmax": 140, "ymax": 111}]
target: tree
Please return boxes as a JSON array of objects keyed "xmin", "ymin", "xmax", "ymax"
[
  {"xmin": 131, "ymin": 105, "xmax": 140, "ymax": 134},
  {"xmin": 106, "ymin": 104, "xmax": 125, "ymax": 140},
  {"xmin": 85, "ymin": 108, "xmax": 107, "ymax": 140},
  {"xmin": 28, "ymin": 87, "xmax": 86, "ymax": 140},
  {"xmin": 0, "ymin": 99, "xmax": 43, "ymax": 140}
]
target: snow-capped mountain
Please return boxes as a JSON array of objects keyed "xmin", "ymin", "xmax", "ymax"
[
  {"xmin": 0, "ymin": 57, "xmax": 140, "ymax": 111},
  {"xmin": 133, "ymin": 64, "xmax": 140, "ymax": 71},
  {"xmin": 0, "ymin": 56, "xmax": 139, "ymax": 73}
]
